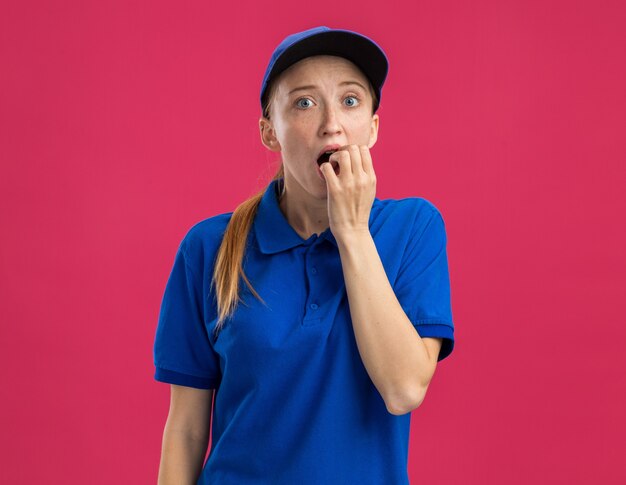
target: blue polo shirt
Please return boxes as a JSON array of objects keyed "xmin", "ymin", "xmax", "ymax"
[{"xmin": 153, "ymin": 177, "xmax": 455, "ymax": 484}]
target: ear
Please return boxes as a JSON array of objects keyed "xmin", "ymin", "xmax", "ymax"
[
  {"xmin": 367, "ymin": 114, "xmax": 379, "ymax": 149},
  {"xmin": 259, "ymin": 117, "xmax": 281, "ymax": 152}
]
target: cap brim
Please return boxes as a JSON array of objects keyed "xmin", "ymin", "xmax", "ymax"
[{"xmin": 263, "ymin": 30, "xmax": 388, "ymax": 109}]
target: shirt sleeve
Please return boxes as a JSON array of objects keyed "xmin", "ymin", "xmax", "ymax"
[
  {"xmin": 394, "ymin": 204, "xmax": 455, "ymax": 361},
  {"xmin": 153, "ymin": 238, "xmax": 222, "ymax": 389}
]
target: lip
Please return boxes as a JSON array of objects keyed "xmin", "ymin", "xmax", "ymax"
[{"xmin": 317, "ymin": 144, "xmax": 343, "ymax": 160}]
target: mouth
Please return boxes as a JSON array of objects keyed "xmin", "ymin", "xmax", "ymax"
[{"xmin": 316, "ymin": 148, "xmax": 339, "ymax": 166}]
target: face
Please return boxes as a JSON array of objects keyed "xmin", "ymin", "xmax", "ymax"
[{"xmin": 259, "ymin": 55, "xmax": 379, "ymax": 198}]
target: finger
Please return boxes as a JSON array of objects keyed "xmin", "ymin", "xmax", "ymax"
[
  {"xmin": 320, "ymin": 160, "xmax": 338, "ymax": 186},
  {"xmin": 346, "ymin": 144, "xmax": 363, "ymax": 174},
  {"xmin": 358, "ymin": 145, "xmax": 374, "ymax": 174},
  {"xmin": 329, "ymin": 148, "xmax": 352, "ymax": 176}
]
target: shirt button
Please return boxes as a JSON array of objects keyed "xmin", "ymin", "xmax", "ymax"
[
  {"xmin": 311, "ymin": 267, "xmax": 317, "ymax": 274},
  {"xmin": 310, "ymin": 303, "xmax": 318, "ymax": 310}
]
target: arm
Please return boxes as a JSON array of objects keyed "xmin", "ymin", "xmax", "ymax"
[
  {"xmin": 158, "ymin": 385, "xmax": 214, "ymax": 485},
  {"xmin": 336, "ymin": 231, "xmax": 442, "ymax": 415}
]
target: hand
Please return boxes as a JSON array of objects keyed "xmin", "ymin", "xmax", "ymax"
[{"xmin": 319, "ymin": 144, "xmax": 377, "ymax": 240}]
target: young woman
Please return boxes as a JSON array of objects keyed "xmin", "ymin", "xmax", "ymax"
[{"xmin": 154, "ymin": 26, "xmax": 455, "ymax": 484}]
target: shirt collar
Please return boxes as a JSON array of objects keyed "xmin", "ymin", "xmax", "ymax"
[{"xmin": 253, "ymin": 178, "xmax": 339, "ymax": 254}]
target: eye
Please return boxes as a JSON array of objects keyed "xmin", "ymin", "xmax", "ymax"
[
  {"xmin": 344, "ymin": 95, "xmax": 360, "ymax": 107},
  {"xmin": 295, "ymin": 98, "xmax": 313, "ymax": 109}
]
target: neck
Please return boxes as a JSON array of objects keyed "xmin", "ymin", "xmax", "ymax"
[{"xmin": 277, "ymin": 180, "xmax": 329, "ymax": 239}]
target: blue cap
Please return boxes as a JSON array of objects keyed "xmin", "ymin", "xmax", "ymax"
[{"xmin": 260, "ymin": 26, "xmax": 389, "ymax": 115}]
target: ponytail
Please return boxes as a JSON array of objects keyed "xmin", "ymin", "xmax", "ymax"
[{"xmin": 210, "ymin": 165, "xmax": 284, "ymax": 337}]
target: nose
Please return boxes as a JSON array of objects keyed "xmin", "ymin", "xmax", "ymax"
[{"xmin": 318, "ymin": 103, "xmax": 342, "ymax": 137}]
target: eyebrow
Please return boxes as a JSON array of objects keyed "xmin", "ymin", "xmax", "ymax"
[{"xmin": 287, "ymin": 81, "xmax": 368, "ymax": 95}]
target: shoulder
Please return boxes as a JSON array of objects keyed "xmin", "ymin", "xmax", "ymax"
[
  {"xmin": 184, "ymin": 211, "xmax": 234, "ymax": 247},
  {"xmin": 374, "ymin": 196, "xmax": 444, "ymax": 228},
  {"xmin": 178, "ymin": 211, "xmax": 235, "ymax": 268}
]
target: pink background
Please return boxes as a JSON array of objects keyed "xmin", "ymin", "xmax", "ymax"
[{"xmin": 1, "ymin": 1, "xmax": 625, "ymax": 483}]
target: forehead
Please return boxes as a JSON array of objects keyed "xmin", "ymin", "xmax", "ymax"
[{"xmin": 275, "ymin": 55, "xmax": 369, "ymax": 90}]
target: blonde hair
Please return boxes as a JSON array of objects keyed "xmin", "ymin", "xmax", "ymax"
[
  {"xmin": 209, "ymin": 165, "xmax": 284, "ymax": 337},
  {"xmin": 210, "ymin": 71, "xmax": 379, "ymax": 338}
]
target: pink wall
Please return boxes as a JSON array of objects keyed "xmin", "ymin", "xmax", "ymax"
[{"xmin": 1, "ymin": 0, "xmax": 624, "ymax": 483}]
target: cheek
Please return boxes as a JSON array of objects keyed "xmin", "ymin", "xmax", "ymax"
[
  {"xmin": 277, "ymin": 127, "xmax": 310, "ymax": 157},
  {"xmin": 282, "ymin": 119, "xmax": 313, "ymax": 141},
  {"xmin": 353, "ymin": 120, "xmax": 375, "ymax": 142}
]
